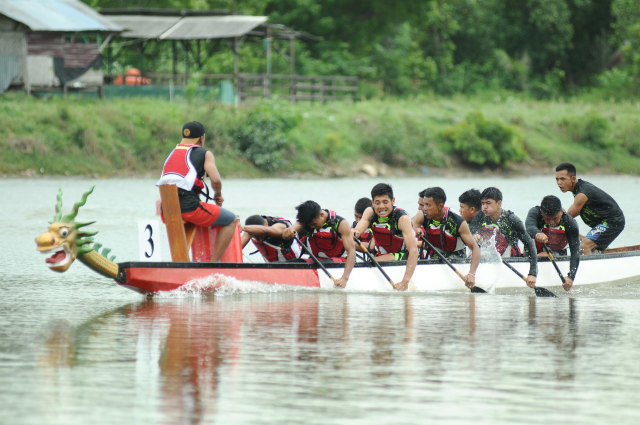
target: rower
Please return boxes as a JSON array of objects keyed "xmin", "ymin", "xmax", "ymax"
[
  {"xmin": 555, "ymin": 162, "xmax": 625, "ymax": 254},
  {"xmin": 241, "ymin": 215, "xmax": 302, "ymax": 262},
  {"xmin": 470, "ymin": 187, "xmax": 538, "ymax": 288},
  {"xmin": 458, "ymin": 188, "xmax": 482, "ymax": 223},
  {"xmin": 282, "ymin": 200, "xmax": 356, "ymax": 288},
  {"xmin": 352, "ymin": 183, "xmax": 418, "ymax": 291},
  {"xmin": 411, "ymin": 189, "xmax": 428, "ymax": 259},
  {"xmin": 525, "ymin": 195, "xmax": 580, "ymax": 291},
  {"xmin": 353, "ymin": 197, "xmax": 374, "ymax": 255},
  {"xmin": 412, "ymin": 187, "xmax": 480, "ymax": 289}
]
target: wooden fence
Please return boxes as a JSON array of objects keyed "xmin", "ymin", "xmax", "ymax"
[{"xmin": 142, "ymin": 72, "xmax": 358, "ymax": 103}]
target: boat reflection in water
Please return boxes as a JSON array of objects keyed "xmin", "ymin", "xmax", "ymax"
[{"xmin": 36, "ymin": 291, "xmax": 613, "ymax": 424}]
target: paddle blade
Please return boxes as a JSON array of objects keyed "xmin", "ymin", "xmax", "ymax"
[
  {"xmin": 471, "ymin": 286, "xmax": 487, "ymax": 293},
  {"xmin": 534, "ymin": 286, "xmax": 557, "ymax": 298}
]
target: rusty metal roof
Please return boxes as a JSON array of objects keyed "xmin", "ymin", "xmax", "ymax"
[
  {"xmin": 107, "ymin": 14, "xmax": 267, "ymax": 40},
  {"xmin": 0, "ymin": 0, "xmax": 121, "ymax": 32}
]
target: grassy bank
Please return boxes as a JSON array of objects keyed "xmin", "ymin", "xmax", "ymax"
[{"xmin": 2, "ymin": 92, "xmax": 639, "ymax": 177}]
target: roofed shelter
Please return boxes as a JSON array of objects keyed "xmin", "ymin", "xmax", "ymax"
[
  {"xmin": 0, "ymin": 0, "xmax": 121, "ymax": 94},
  {"xmin": 102, "ymin": 9, "xmax": 306, "ymax": 89}
]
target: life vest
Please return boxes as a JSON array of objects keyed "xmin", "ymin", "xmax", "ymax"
[
  {"xmin": 424, "ymin": 207, "xmax": 465, "ymax": 256},
  {"xmin": 535, "ymin": 226, "xmax": 568, "ymax": 253},
  {"xmin": 157, "ymin": 144, "xmax": 205, "ymax": 192},
  {"xmin": 307, "ymin": 210, "xmax": 346, "ymax": 259},
  {"xmin": 251, "ymin": 216, "xmax": 302, "ymax": 262},
  {"xmin": 478, "ymin": 223, "xmax": 522, "ymax": 257},
  {"xmin": 370, "ymin": 207, "xmax": 407, "ymax": 255}
]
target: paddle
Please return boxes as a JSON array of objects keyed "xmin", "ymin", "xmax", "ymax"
[
  {"xmin": 420, "ymin": 236, "xmax": 486, "ymax": 293},
  {"xmin": 293, "ymin": 235, "xmax": 338, "ymax": 286},
  {"xmin": 355, "ymin": 238, "xmax": 397, "ymax": 290},
  {"xmin": 542, "ymin": 244, "xmax": 567, "ymax": 286},
  {"xmin": 501, "ymin": 258, "xmax": 557, "ymax": 298}
]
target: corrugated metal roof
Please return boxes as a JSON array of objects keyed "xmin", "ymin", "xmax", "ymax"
[
  {"xmin": 0, "ymin": 0, "xmax": 121, "ymax": 32},
  {"xmin": 107, "ymin": 15, "xmax": 181, "ymax": 39},
  {"xmin": 107, "ymin": 14, "xmax": 266, "ymax": 40}
]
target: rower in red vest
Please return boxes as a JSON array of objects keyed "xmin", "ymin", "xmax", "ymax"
[
  {"xmin": 282, "ymin": 200, "xmax": 356, "ymax": 288},
  {"xmin": 353, "ymin": 197, "xmax": 374, "ymax": 255},
  {"xmin": 525, "ymin": 194, "xmax": 580, "ymax": 291},
  {"xmin": 241, "ymin": 215, "xmax": 302, "ymax": 262},
  {"xmin": 157, "ymin": 121, "xmax": 237, "ymax": 262},
  {"xmin": 352, "ymin": 183, "xmax": 418, "ymax": 291},
  {"xmin": 412, "ymin": 187, "xmax": 480, "ymax": 290}
]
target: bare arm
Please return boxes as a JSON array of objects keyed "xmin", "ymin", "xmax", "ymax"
[
  {"xmin": 567, "ymin": 193, "xmax": 588, "ymax": 218},
  {"xmin": 397, "ymin": 215, "xmax": 418, "ymax": 289},
  {"xmin": 411, "ymin": 211, "xmax": 425, "ymax": 236},
  {"xmin": 242, "ymin": 222, "xmax": 287, "ymax": 238},
  {"xmin": 353, "ymin": 207, "xmax": 374, "ymax": 237},
  {"xmin": 203, "ymin": 150, "xmax": 223, "ymax": 205},
  {"xmin": 335, "ymin": 219, "xmax": 356, "ymax": 287},
  {"xmin": 459, "ymin": 221, "xmax": 480, "ymax": 276},
  {"xmin": 282, "ymin": 222, "xmax": 303, "ymax": 240}
]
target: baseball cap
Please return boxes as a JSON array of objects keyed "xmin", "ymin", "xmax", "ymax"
[{"xmin": 182, "ymin": 121, "xmax": 205, "ymax": 139}]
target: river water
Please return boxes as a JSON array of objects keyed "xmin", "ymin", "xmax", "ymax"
[{"xmin": 2, "ymin": 176, "xmax": 640, "ymax": 425}]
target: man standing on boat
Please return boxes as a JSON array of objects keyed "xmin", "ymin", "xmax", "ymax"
[
  {"xmin": 555, "ymin": 162, "xmax": 625, "ymax": 254},
  {"xmin": 525, "ymin": 195, "xmax": 580, "ymax": 291},
  {"xmin": 458, "ymin": 189, "xmax": 482, "ymax": 223},
  {"xmin": 412, "ymin": 187, "xmax": 480, "ymax": 289},
  {"xmin": 352, "ymin": 183, "xmax": 418, "ymax": 291},
  {"xmin": 157, "ymin": 121, "xmax": 237, "ymax": 262},
  {"xmin": 470, "ymin": 187, "xmax": 538, "ymax": 287},
  {"xmin": 241, "ymin": 215, "xmax": 302, "ymax": 262},
  {"xmin": 283, "ymin": 200, "xmax": 356, "ymax": 287}
]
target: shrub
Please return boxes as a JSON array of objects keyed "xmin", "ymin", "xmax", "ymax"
[
  {"xmin": 233, "ymin": 99, "xmax": 301, "ymax": 171},
  {"xmin": 558, "ymin": 110, "xmax": 615, "ymax": 149},
  {"xmin": 439, "ymin": 112, "xmax": 526, "ymax": 167}
]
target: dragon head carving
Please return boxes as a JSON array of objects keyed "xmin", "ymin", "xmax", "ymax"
[{"xmin": 35, "ymin": 186, "xmax": 98, "ymax": 272}]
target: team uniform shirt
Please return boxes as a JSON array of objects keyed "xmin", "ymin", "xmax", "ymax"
[
  {"xmin": 471, "ymin": 210, "xmax": 538, "ymax": 277},
  {"xmin": 525, "ymin": 206, "xmax": 580, "ymax": 280},
  {"xmin": 572, "ymin": 179, "xmax": 625, "ymax": 249},
  {"xmin": 422, "ymin": 207, "xmax": 466, "ymax": 259},
  {"xmin": 251, "ymin": 216, "xmax": 302, "ymax": 262},
  {"xmin": 368, "ymin": 207, "xmax": 409, "ymax": 259},
  {"xmin": 303, "ymin": 210, "xmax": 347, "ymax": 260}
]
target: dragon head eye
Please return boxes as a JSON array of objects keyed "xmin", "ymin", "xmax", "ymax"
[{"xmin": 59, "ymin": 227, "xmax": 69, "ymax": 237}]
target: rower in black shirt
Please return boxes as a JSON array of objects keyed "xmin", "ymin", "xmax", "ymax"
[
  {"xmin": 555, "ymin": 162, "xmax": 625, "ymax": 254},
  {"xmin": 525, "ymin": 195, "xmax": 580, "ymax": 291}
]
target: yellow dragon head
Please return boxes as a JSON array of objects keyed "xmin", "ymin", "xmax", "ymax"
[{"xmin": 35, "ymin": 186, "xmax": 98, "ymax": 272}]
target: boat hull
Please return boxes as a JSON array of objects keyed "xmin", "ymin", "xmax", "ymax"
[{"xmin": 116, "ymin": 250, "xmax": 640, "ymax": 295}]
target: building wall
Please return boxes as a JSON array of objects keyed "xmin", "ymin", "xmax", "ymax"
[{"xmin": 0, "ymin": 15, "xmax": 27, "ymax": 88}]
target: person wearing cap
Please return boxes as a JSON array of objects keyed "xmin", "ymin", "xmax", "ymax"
[{"xmin": 157, "ymin": 121, "xmax": 237, "ymax": 262}]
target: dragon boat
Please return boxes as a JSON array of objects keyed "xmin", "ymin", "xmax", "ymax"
[{"xmin": 36, "ymin": 187, "xmax": 640, "ymax": 295}]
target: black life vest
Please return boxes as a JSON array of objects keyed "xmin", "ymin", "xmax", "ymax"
[
  {"xmin": 251, "ymin": 216, "xmax": 301, "ymax": 262},
  {"xmin": 307, "ymin": 210, "xmax": 346, "ymax": 259},
  {"xmin": 424, "ymin": 207, "xmax": 465, "ymax": 256}
]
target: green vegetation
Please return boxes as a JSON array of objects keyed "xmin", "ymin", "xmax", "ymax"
[
  {"xmin": 2, "ymin": 93, "xmax": 639, "ymax": 177},
  {"xmin": 84, "ymin": 0, "xmax": 640, "ymax": 99}
]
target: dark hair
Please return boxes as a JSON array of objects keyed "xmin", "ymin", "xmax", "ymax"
[
  {"xmin": 244, "ymin": 214, "xmax": 267, "ymax": 226},
  {"xmin": 354, "ymin": 197, "xmax": 372, "ymax": 215},
  {"xmin": 458, "ymin": 189, "xmax": 481, "ymax": 210},
  {"xmin": 540, "ymin": 195, "xmax": 562, "ymax": 216},
  {"xmin": 371, "ymin": 183, "xmax": 393, "ymax": 199},
  {"xmin": 295, "ymin": 200, "xmax": 322, "ymax": 227},
  {"xmin": 481, "ymin": 187, "xmax": 503, "ymax": 202},
  {"xmin": 418, "ymin": 189, "xmax": 427, "ymax": 198},
  {"xmin": 422, "ymin": 187, "xmax": 446, "ymax": 204},
  {"xmin": 555, "ymin": 162, "xmax": 576, "ymax": 176}
]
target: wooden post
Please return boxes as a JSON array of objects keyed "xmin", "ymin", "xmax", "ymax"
[{"xmin": 159, "ymin": 185, "xmax": 190, "ymax": 262}]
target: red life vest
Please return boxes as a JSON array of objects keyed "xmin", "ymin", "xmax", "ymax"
[
  {"xmin": 535, "ymin": 226, "xmax": 569, "ymax": 253},
  {"xmin": 425, "ymin": 207, "xmax": 464, "ymax": 254},
  {"xmin": 370, "ymin": 207, "xmax": 407, "ymax": 255},
  {"xmin": 479, "ymin": 224, "xmax": 522, "ymax": 256},
  {"xmin": 251, "ymin": 217, "xmax": 301, "ymax": 262},
  {"xmin": 157, "ymin": 144, "xmax": 205, "ymax": 192},
  {"xmin": 307, "ymin": 210, "xmax": 346, "ymax": 259}
]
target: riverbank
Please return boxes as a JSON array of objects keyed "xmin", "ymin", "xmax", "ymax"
[{"xmin": 2, "ymin": 92, "xmax": 639, "ymax": 177}]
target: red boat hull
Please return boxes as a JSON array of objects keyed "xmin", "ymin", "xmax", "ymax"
[{"xmin": 116, "ymin": 262, "xmax": 322, "ymax": 294}]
